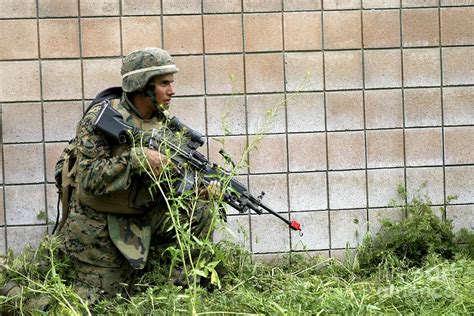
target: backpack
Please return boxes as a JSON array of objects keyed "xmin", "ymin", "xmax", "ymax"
[{"xmin": 52, "ymin": 87, "xmax": 123, "ymax": 234}]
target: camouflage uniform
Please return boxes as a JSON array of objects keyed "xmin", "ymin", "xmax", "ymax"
[{"xmin": 59, "ymin": 48, "xmax": 212, "ymax": 300}]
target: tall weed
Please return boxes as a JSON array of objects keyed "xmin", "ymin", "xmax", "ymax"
[{"xmin": 357, "ymin": 185, "xmax": 472, "ymax": 274}]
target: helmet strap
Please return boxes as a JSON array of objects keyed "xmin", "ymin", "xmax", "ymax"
[
  {"xmin": 145, "ymin": 82, "xmax": 169, "ymax": 116},
  {"xmin": 144, "ymin": 83, "xmax": 157, "ymax": 105}
]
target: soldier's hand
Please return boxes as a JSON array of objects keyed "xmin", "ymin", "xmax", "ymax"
[{"xmin": 146, "ymin": 149, "xmax": 170, "ymax": 175}]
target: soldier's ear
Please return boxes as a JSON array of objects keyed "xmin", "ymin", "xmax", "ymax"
[
  {"xmin": 133, "ymin": 88, "xmax": 147, "ymax": 97},
  {"xmin": 144, "ymin": 82, "xmax": 155, "ymax": 98}
]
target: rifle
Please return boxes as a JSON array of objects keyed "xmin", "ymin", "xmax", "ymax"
[{"xmin": 93, "ymin": 102, "xmax": 302, "ymax": 232}]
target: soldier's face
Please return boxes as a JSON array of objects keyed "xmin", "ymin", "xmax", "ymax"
[{"xmin": 153, "ymin": 74, "xmax": 175, "ymax": 106}]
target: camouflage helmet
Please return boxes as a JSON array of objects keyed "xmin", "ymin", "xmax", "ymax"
[{"xmin": 121, "ymin": 48, "xmax": 179, "ymax": 93}]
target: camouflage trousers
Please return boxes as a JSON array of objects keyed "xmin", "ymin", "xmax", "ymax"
[{"xmin": 59, "ymin": 198, "xmax": 213, "ymax": 301}]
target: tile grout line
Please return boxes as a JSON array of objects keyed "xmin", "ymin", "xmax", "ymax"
[
  {"xmin": 0, "ymin": 2, "xmax": 471, "ymax": 21},
  {"xmin": 0, "ymin": 94, "xmax": 4, "ymax": 254},
  {"xmin": 438, "ymin": 2, "xmax": 448, "ymax": 219},
  {"xmin": 359, "ymin": 0, "xmax": 370, "ymax": 241},
  {"xmin": 280, "ymin": 0, "xmax": 293, "ymax": 256},
  {"xmin": 199, "ymin": 0, "xmax": 210, "ymax": 162},
  {"xmin": 118, "ymin": 0, "xmax": 123, "ymax": 57},
  {"xmin": 239, "ymin": 0, "xmax": 253, "ymax": 255},
  {"xmin": 77, "ymin": 0, "xmax": 85, "ymax": 113},
  {"xmin": 399, "ymin": 0, "xmax": 409, "ymax": 217},
  {"xmin": 320, "ymin": 0, "xmax": 333, "ymax": 257},
  {"xmin": 2, "ymin": 82, "xmax": 474, "ymax": 107},
  {"xmin": 35, "ymin": 0, "xmax": 50, "ymax": 236},
  {"xmin": 160, "ymin": 0, "xmax": 164, "ymax": 49}
]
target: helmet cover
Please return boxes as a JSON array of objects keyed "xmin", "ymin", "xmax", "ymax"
[{"xmin": 121, "ymin": 48, "xmax": 179, "ymax": 93}]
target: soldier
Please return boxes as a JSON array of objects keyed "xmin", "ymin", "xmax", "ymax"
[
  {"xmin": 57, "ymin": 47, "xmax": 218, "ymax": 301},
  {"xmin": 0, "ymin": 48, "xmax": 221, "ymax": 310}
]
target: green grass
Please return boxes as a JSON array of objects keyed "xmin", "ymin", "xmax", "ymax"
[
  {"xmin": 95, "ymin": 250, "xmax": 473, "ymax": 315},
  {"xmin": 1, "ymin": 238, "xmax": 473, "ymax": 315}
]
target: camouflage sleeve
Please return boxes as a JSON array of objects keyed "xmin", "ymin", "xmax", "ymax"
[{"xmin": 76, "ymin": 104, "xmax": 135, "ymax": 196}]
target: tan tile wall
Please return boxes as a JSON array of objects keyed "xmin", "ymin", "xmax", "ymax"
[{"xmin": 0, "ymin": 1, "xmax": 473, "ymax": 256}]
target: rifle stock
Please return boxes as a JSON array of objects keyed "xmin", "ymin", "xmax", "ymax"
[{"xmin": 92, "ymin": 101, "xmax": 138, "ymax": 144}]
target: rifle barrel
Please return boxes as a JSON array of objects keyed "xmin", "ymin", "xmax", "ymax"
[{"xmin": 256, "ymin": 200, "xmax": 301, "ymax": 231}]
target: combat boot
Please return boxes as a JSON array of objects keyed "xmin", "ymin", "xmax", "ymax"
[
  {"xmin": 0, "ymin": 281, "xmax": 51, "ymax": 313},
  {"xmin": 0, "ymin": 280, "xmax": 21, "ymax": 297}
]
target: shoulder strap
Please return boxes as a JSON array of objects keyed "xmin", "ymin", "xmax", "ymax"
[
  {"xmin": 53, "ymin": 140, "xmax": 78, "ymax": 234},
  {"xmin": 56, "ymin": 142, "xmax": 78, "ymax": 233},
  {"xmin": 85, "ymin": 86, "xmax": 123, "ymax": 114}
]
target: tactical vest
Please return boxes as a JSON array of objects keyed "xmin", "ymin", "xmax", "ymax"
[
  {"xmin": 54, "ymin": 88, "xmax": 162, "ymax": 231},
  {"xmin": 75, "ymin": 99, "xmax": 162, "ymax": 215}
]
